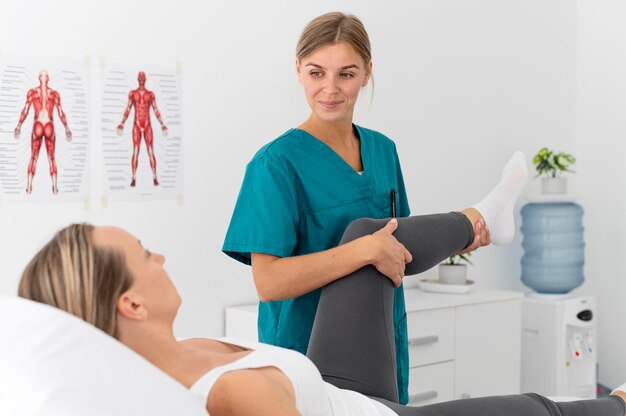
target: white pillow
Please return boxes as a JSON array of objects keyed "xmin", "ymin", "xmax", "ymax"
[{"xmin": 0, "ymin": 294, "xmax": 207, "ymax": 416}]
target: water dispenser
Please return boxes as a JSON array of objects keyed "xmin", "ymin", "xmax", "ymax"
[
  {"xmin": 520, "ymin": 201, "xmax": 596, "ymax": 398},
  {"xmin": 521, "ymin": 295, "xmax": 596, "ymax": 398}
]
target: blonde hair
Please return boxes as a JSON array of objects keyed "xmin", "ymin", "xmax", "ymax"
[
  {"xmin": 296, "ymin": 12, "xmax": 372, "ymax": 66},
  {"xmin": 18, "ymin": 223, "xmax": 133, "ymax": 339}
]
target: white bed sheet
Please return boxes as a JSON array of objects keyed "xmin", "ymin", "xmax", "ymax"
[{"xmin": 0, "ymin": 294, "xmax": 208, "ymax": 416}]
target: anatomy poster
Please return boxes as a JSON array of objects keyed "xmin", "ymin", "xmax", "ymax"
[
  {"xmin": 101, "ymin": 63, "xmax": 183, "ymax": 201},
  {"xmin": 0, "ymin": 55, "xmax": 90, "ymax": 203}
]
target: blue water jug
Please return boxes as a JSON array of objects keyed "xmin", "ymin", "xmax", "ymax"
[{"xmin": 520, "ymin": 203, "xmax": 585, "ymax": 293}]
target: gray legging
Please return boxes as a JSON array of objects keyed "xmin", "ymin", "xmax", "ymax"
[{"xmin": 306, "ymin": 212, "xmax": 625, "ymax": 416}]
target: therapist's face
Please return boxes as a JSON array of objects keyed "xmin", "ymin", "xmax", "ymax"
[
  {"xmin": 296, "ymin": 42, "xmax": 371, "ymax": 125},
  {"xmin": 92, "ymin": 226, "xmax": 181, "ymax": 320}
]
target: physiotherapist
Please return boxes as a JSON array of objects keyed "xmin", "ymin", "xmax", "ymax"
[{"xmin": 222, "ymin": 12, "xmax": 488, "ymax": 404}]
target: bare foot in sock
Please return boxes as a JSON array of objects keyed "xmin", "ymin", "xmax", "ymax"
[{"xmin": 471, "ymin": 151, "xmax": 528, "ymax": 246}]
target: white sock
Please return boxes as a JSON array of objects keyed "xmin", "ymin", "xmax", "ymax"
[{"xmin": 472, "ymin": 151, "xmax": 528, "ymax": 246}]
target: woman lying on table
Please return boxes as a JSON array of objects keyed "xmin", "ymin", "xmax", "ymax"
[{"xmin": 19, "ymin": 152, "xmax": 626, "ymax": 415}]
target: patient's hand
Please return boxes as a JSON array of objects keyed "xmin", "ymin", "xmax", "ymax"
[{"xmin": 456, "ymin": 219, "xmax": 490, "ymax": 256}]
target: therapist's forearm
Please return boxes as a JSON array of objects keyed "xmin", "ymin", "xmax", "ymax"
[{"xmin": 251, "ymin": 236, "xmax": 376, "ymax": 302}]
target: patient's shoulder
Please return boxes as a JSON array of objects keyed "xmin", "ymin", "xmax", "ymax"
[{"xmin": 207, "ymin": 369, "xmax": 298, "ymax": 415}]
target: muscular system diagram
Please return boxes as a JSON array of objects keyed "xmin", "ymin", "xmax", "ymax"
[
  {"xmin": 116, "ymin": 71, "xmax": 168, "ymax": 187},
  {"xmin": 14, "ymin": 70, "xmax": 72, "ymax": 195}
]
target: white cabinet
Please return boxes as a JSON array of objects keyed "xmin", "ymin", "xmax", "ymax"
[
  {"xmin": 454, "ymin": 299, "xmax": 522, "ymax": 399},
  {"xmin": 224, "ymin": 303, "xmax": 258, "ymax": 341},
  {"xmin": 225, "ymin": 287, "xmax": 522, "ymax": 406},
  {"xmin": 403, "ymin": 288, "xmax": 522, "ymax": 405}
]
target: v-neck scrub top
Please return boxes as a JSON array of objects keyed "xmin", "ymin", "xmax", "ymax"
[{"xmin": 223, "ymin": 125, "xmax": 411, "ymax": 404}]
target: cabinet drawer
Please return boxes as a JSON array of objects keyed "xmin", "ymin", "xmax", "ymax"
[
  {"xmin": 406, "ymin": 308, "xmax": 455, "ymax": 367},
  {"xmin": 408, "ymin": 361, "xmax": 454, "ymax": 406}
]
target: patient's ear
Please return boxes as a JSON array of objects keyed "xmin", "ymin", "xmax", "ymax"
[{"xmin": 117, "ymin": 291, "xmax": 148, "ymax": 321}]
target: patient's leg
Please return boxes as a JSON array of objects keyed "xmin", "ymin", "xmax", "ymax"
[
  {"xmin": 308, "ymin": 214, "xmax": 626, "ymax": 415},
  {"xmin": 380, "ymin": 393, "xmax": 625, "ymax": 416},
  {"xmin": 307, "ymin": 215, "xmax": 626, "ymax": 414},
  {"xmin": 307, "ymin": 213, "xmax": 475, "ymax": 402}
]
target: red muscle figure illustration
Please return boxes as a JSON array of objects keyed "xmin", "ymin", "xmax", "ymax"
[
  {"xmin": 14, "ymin": 70, "xmax": 72, "ymax": 195},
  {"xmin": 116, "ymin": 71, "xmax": 168, "ymax": 187}
]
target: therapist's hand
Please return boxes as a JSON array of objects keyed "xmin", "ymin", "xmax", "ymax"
[{"xmin": 369, "ymin": 219, "xmax": 413, "ymax": 287}]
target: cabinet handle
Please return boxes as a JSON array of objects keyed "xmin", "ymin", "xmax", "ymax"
[
  {"xmin": 408, "ymin": 335, "xmax": 439, "ymax": 346},
  {"xmin": 409, "ymin": 390, "xmax": 438, "ymax": 404}
]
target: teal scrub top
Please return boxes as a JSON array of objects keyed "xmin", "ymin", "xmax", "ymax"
[{"xmin": 223, "ymin": 125, "xmax": 411, "ymax": 404}]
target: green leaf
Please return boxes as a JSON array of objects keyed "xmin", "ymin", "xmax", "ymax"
[
  {"xmin": 445, "ymin": 252, "xmax": 472, "ymax": 265},
  {"xmin": 533, "ymin": 147, "xmax": 576, "ymax": 178}
]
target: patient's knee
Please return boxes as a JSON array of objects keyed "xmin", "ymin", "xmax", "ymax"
[{"xmin": 340, "ymin": 218, "xmax": 387, "ymax": 245}]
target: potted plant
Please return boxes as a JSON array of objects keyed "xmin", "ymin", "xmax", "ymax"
[
  {"xmin": 438, "ymin": 253, "xmax": 472, "ymax": 285},
  {"xmin": 532, "ymin": 147, "xmax": 576, "ymax": 194}
]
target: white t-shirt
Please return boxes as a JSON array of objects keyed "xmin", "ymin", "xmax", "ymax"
[{"xmin": 190, "ymin": 337, "xmax": 397, "ymax": 416}]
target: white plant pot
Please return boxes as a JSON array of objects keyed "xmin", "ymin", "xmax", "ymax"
[
  {"xmin": 438, "ymin": 264, "xmax": 467, "ymax": 285},
  {"xmin": 541, "ymin": 177, "xmax": 567, "ymax": 194}
]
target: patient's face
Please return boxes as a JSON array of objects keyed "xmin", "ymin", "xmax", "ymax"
[{"xmin": 92, "ymin": 226, "xmax": 181, "ymax": 319}]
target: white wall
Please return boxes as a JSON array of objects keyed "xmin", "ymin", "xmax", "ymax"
[
  {"xmin": 576, "ymin": 0, "xmax": 626, "ymax": 390},
  {"xmin": 6, "ymin": 0, "xmax": 617, "ymax": 385}
]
